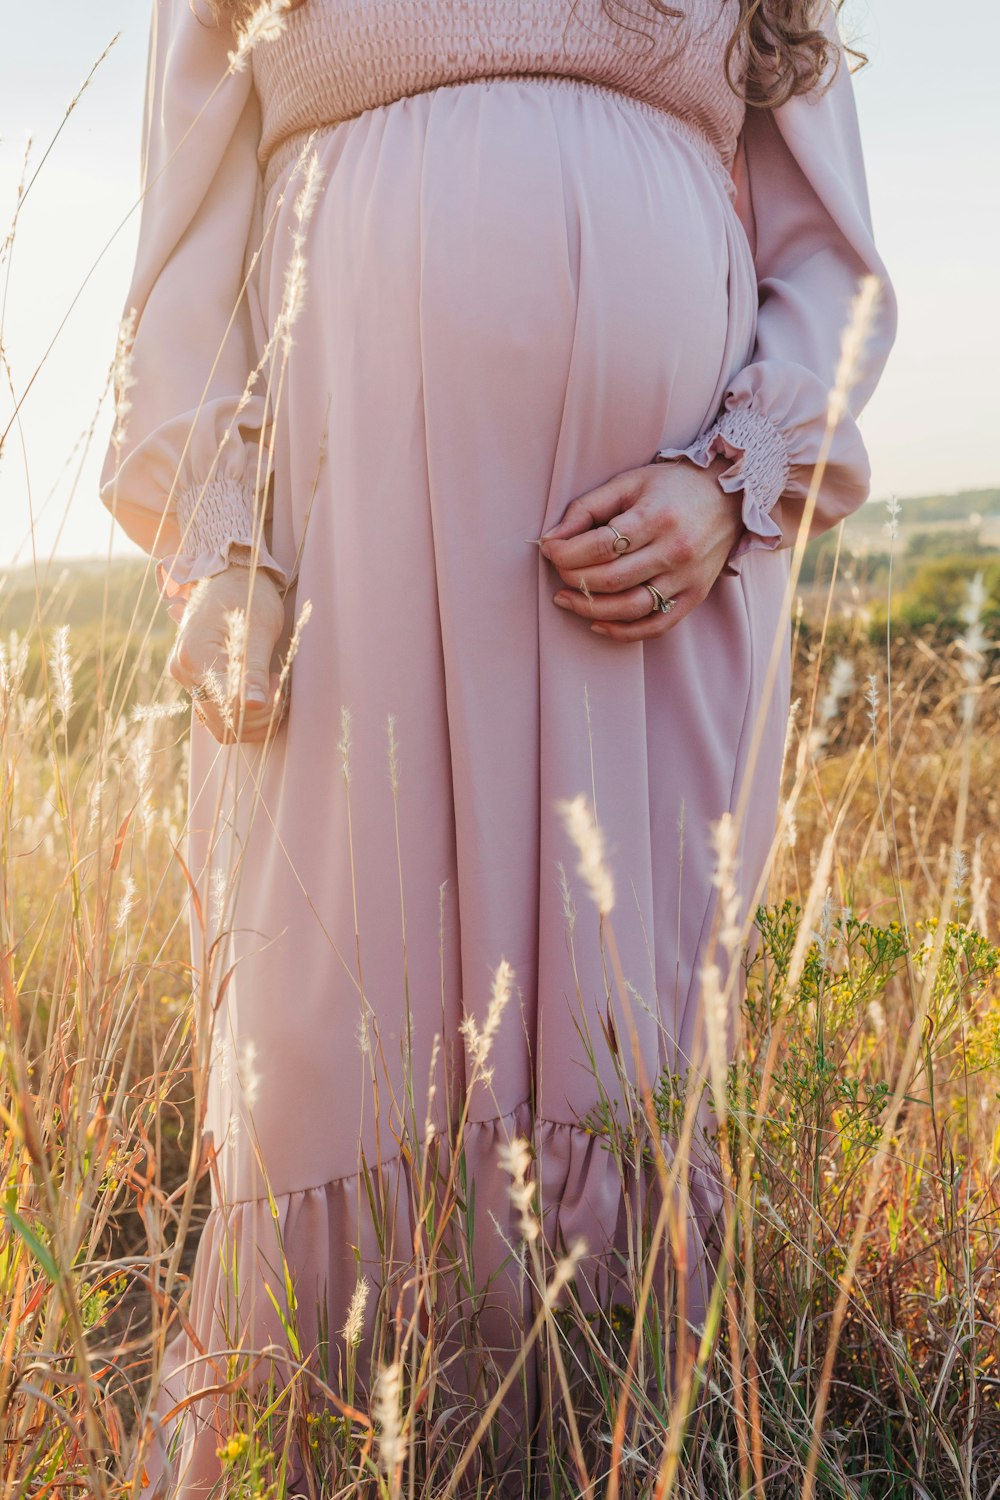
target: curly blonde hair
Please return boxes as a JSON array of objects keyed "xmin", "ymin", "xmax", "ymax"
[{"xmin": 207, "ymin": 0, "xmax": 864, "ymax": 110}]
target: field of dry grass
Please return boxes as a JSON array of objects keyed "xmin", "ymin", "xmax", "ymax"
[
  {"xmin": 2, "ymin": 27, "xmax": 999, "ymax": 1497},
  {"xmin": 0, "ymin": 515, "xmax": 998, "ymax": 1499}
]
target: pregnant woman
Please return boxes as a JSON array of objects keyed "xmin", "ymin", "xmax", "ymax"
[{"xmin": 100, "ymin": 0, "xmax": 896, "ymax": 1491}]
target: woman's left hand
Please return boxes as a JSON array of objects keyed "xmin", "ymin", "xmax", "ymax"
[{"xmin": 538, "ymin": 454, "xmax": 743, "ymax": 640}]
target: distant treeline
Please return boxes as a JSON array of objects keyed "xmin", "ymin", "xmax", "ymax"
[
  {"xmin": 802, "ymin": 489, "xmax": 1000, "ymax": 639},
  {"xmin": 855, "ymin": 487, "xmax": 1000, "ymax": 527},
  {"xmin": 3, "ymin": 483, "xmax": 998, "ymax": 683}
]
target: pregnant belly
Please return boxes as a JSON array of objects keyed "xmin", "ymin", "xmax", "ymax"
[{"xmin": 258, "ymin": 75, "xmax": 751, "ymax": 454}]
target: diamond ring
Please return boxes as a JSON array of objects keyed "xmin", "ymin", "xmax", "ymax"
[{"xmin": 644, "ymin": 583, "xmax": 677, "ymax": 615}]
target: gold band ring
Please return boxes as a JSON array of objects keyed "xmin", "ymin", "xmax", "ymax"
[{"xmin": 607, "ymin": 523, "xmax": 632, "ymax": 555}]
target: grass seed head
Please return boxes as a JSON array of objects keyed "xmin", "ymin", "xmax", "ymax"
[
  {"xmin": 340, "ymin": 1275, "xmax": 369, "ymax": 1347},
  {"xmin": 52, "ymin": 623, "xmax": 74, "ymax": 724},
  {"xmin": 373, "ymin": 1359, "xmax": 404, "ymax": 1472},
  {"xmin": 557, "ymin": 793, "xmax": 615, "ymax": 916},
  {"xmin": 227, "ymin": 0, "xmax": 293, "ymax": 71}
]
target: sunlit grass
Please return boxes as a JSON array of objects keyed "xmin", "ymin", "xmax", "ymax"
[
  {"xmin": 1, "ymin": 27, "xmax": 998, "ymax": 1500},
  {"xmin": 2, "ymin": 527, "xmax": 998, "ymax": 1498}
]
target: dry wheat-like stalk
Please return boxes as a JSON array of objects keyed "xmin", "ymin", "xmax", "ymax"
[
  {"xmin": 459, "ymin": 957, "xmax": 515, "ymax": 1087},
  {"xmin": 557, "ymin": 792, "xmax": 615, "ymax": 916},
  {"xmin": 372, "ymin": 1358, "xmax": 404, "ymax": 1473},
  {"xmin": 227, "ymin": 0, "xmax": 294, "ymax": 72},
  {"xmin": 340, "ymin": 1275, "xmax": 370, "ymax": 1347}
]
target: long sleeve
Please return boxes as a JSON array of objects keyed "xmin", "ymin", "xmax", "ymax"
[
  {"xmin": 99, "ymin": 0, "xmax": 295, "ymax": 618},
  {"xmin": 655, "ymin": 0, "xmax": 898, "ymax": 575}
]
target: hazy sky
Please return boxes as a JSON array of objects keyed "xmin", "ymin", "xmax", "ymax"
[{"xmin": 1, "ymin": 0, "xmax": 997, "ymax": 572}]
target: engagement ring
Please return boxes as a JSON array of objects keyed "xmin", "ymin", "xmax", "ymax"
[{"xmin": 644, "ymin": 584, "xmax": 677, "ymax": 615}]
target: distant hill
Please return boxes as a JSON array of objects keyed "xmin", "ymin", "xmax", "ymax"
[
  {"xmin": 0, "ymin": 557, "xmax": 171, "ymax": 639},
  {"xmin": 2, "ymin": 486, "xmax": 998, "ymax": 634},
  {"xmin": 861, "ymin": 488, "xmax": 1000, "ymax": 526},
  {"xmin": 834, "ymin": 488, "xmax": 1000, "ymax": 560},
  {"xmin": 797, "ymin": 486, "xmax": 1000, "ymax": 612}
]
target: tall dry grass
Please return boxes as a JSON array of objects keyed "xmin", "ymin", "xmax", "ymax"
[{"xmin": 2, "ymin": 11, "xmax": 999, "ymax": 1499}]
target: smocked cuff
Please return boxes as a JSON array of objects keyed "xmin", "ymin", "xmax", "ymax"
[
  {"xmin": 656, "ymin": 404, "xmax": 790, "ymax": 577},
  {"xmin": 156, "ymin": 479, "xmax": 292, "ymax": 620}
]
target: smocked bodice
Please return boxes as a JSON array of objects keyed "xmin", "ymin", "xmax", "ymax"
[{"xmin": 251, "ymin": 0, "xmax": 751, "ymax": 181}]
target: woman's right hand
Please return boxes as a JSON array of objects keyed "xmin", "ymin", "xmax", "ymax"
[{"xmin": 166, "ymin": 565, "xmax": 289, "ymax": 744}]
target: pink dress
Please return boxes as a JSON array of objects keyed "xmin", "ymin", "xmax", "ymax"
[{"xmin": 100, "ymin": 0, "xmax": 896, "ymax": 1492}]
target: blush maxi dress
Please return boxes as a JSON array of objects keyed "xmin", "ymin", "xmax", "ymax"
[{"xmin": 99, "ymin": 0, "xmax": 897, "ymax": 1491}]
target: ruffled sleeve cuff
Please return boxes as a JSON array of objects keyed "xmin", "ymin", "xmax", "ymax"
[
  {"xmin": 155, "ymin": 477, "xmax": 294, "ymax": 622},
  {"xmin": 656, "ymin": 401, "xmax": 790, "ymax": 578},
  {"xmin": 100, "ymin": 395, "xmax": 301, "ymax": 622}
]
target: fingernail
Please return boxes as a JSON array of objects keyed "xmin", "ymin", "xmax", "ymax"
[
  {"xmin": 591, "ymin": 624, "xmax": 610, "ymax": 636},
  {"xmin": 246, "ymin": 690, "xmax": 267, "ymax": 705},
  {"xmin": 553, "ymin": 594, "xmax": 571, "ymax": 609}
]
